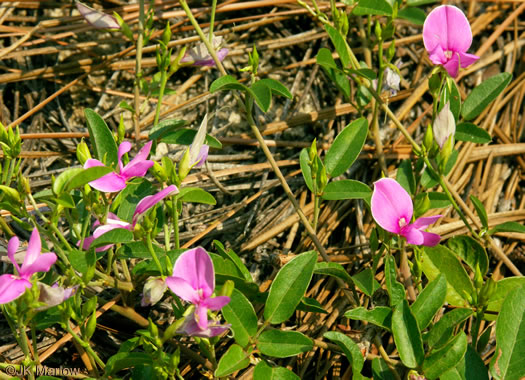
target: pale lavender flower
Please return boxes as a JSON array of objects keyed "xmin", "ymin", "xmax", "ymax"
[
  {"xmin": 84, "ymin": 141, "xmax": 154, "ymax": 193},
  {"xmin": 433, "ymin": 102, "xmax": 455, "ymax": 149},
  {"xmin": 166, "ymin": 247, "xmax": 230, "ymax": 330},
  {"xmin": 0, "ymin": 230, "xmax": 57, "ymax": 304},
  {"xmin": 177, "ymin": 313, "xmax": 231, "ymax": 338},
  {"xmin": 141, "ymin": 277, "xmax": 168, "ymax": 307},
  {"xmin": 36, "ymin": 283, "xmax": 77, "ymax": 311},
  {"xmin": 76, "ymin": 1, "xmax": 120, "ymax": 30},
  {"xmin": 180, "ymin": 36, "xmax": 229, "ymax": 67},
  {"xmin": 371, "ymin": 178, "xmax": 441, "ymax": 246}
]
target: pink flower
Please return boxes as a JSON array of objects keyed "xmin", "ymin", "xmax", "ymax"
[
  {"xmin": 82, "ymin": 185, "xmax": 178, "ymax": 251},
  {"xmin": 76, "ymin": 1, "xmax": 120, "ymax": 30},
  {"xmin": 84, "ymin": 141, "xmax": 155, "ymax": 193},
  {"xmin": 181, "ymin": 36, "xmax": 229, "ymax": 67},
  {"xmin": 0, "ymin": 229, "xmax": 57, "ymax": 304},
  {"xmin": 166, "ymin": 247, "xmax": 230, "ymax": 330},
  {"xmin": 371, "ymin": 178, "xmax": 441, "ymax": 247},
  {"xmin": 423, "ymin": 5, "xmax": 479, "ymax": 78},
  {"xmin": 177, "ymin": 313, "xmax": 231, "ymax": 338}
]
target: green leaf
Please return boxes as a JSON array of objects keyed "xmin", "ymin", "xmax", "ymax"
[
  {"xmin": 69, "ymin": 249, "xmax": 95, "ymax": 275},
  {"xmin": 455, "ymin": 123, "xmax": 491, "ymax": 144},
  {"xmin": 253, "ymin": 361, "xmax": 300, "ymax": 380},
  {"xmin": 441, "ymin": 344, "xmax": 489, "ymax": 380},
  {"xmin": 372, "ymin": 357, "xmax": 396, "ymax": 380},
  {"xmin": 105, "ymin": 352, "xmax": 153, "ymax": 375},
  {"xmin": 119, "ymin": 242, "xmax": 153, "ymax": 259},
  {"xmin": 176, "ymin": 187, "xmax": 216, "ymax": 205},
  {"xmin": 300, "ymin": 148, "xmax": 314, "ymax": 193},
  {"xmin": 65, "ymin": 166, "xmax": 113, "ymax": 193},
  {"xmin": 258, "ymin": 78, "xmax": 292, "ymax": 99},
  {"xmin": 426, "ymin": 308, "xmax": 473, "ymax": 348},
  {"xmin": 351, "ymin": 68, "xmax": 377, "ymax": 81},
  {"xmin": 297, "ymin": 297, "xmax": 327, "ymax": 314},
  {"xmin": 149, "ymin": 118, "xmax": 186, "ymax": 140},
  {"xmin": 352, "ymin": 0, "xmax": 393, "ymax": 16},
  {"xmin": 324, "ymin": 118, "xmax": 368, "ymax": 177},
  {"xmin": 222, "ymin": 289, "xmax": 258, "ymax": 347},
  {"xmin": 344, "ymin": 306, "xmax": 392, "ymax": 331},
  {"xmin": 414, "ymin": 192, "xmax": 451, "ymax": 209},
  {"xmin": 213, "ymin": 240, "xmax": 252, "ymax": 282},
  {"xmin": 257, "ymin": 330, "xmax": 313, "ymax": 358},
  {"xmin": 490, "ymin": 285, "xmax": 525, "ymax": 380},
  {"xmin": 352, "ymin": 268, "xmax": 380, "ymax": 297},
  {"xmin": 325, "ymin": 24, "xmax": 351, "ymax": 68},
  {"xmin": 321, "ymin": 180, "xmax": 371, "ymax": 204},
  {"xmin": 422, "ymin": 245, "xmax": 475, "ymax": 306},
  {"xmin": 447, "ymin": 235, "xmax": 488, "ymax": 275},
  {"xmin": 210, "ymin": 75, "xmax": 248, "ymax": 93},
  {"xmin": 411, "ymin": 274, "xmax": 447, "ymax": 330},
  {"xmin": 84, "ymin": 108, "xmax": 118, "ymax": 167},
  {"xmin": 470, "ymin": 195, "xmax": 488, "ymax": 230},
  {"xmin": 215, "ymin": 344, "xmax": 250, "ymax": 377},
  {"xmin": 324, "ymin": 331, "xmax": 364, "ymax": 377},
  {"xmin": 397, "ymin": 160, "xmax": 416, "ymax": 195},
  {"xmin": 316, "ymin": 48, "xmax": 338, "ymax": 69},
  {"xmin": 264, "ymin": 251, "xmax": 317, "ymax": 324},
  {"xmin": 489, "ymin": 221, "xmax": 525, "ymax": 235},
  {"xmin": 423, "ymin": 331, "xmax": 468, "ymax": 380},
  {"xmin": 314, "ymin": 262, "xmax": 353, "ymax": 285},
  {"xmin": 115, "ymin": 179, "xmax": 153, "ymax": 221},
  {"xmin": 56, "ymin": 193, "xmax": 75, "ymax": 208},
  {"xmin": 398, "ymin": 7, "xmax": 426, "ymax": 25},
  {"xmin": 407, "ymin": 0, "xmax": 437, "ymax": 5},
  {"xmin": 91, "ymin": 228, "xmax": 133, "ymax": 248},
  {"xmin": 462, "ymin": 73, "xmax": 512, "ymax": 120},
  {"xmin": 159, "ymin": 128, "xmax": 222, "ymax": 148},
  {"xmin": 385, "ymin": 254, "xmax": 405, "ymax": 306},
  {"xmin": 486, "ymin": 277, "xmax": 525, "ymax": 318},
  {"xmin": 251, "ymin": 80, "xmax": 272, "ymax": 112},
  {"xmin": 421, "ymin": 149, "xmax": 458, "ymax": 188},
  {"xmin": 392, "ymin": 300, "xmax": 424, "ymax": 368},
  {"xmin": 53, "ymin": 168, "xmax": 84, "ymax": 195}
]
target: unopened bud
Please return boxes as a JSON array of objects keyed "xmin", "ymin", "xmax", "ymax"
[
  {"xmin": 433, "ymin": 102, "xmax": 455, "ymax": 149},
  {"xmin": 76, "ymin": 139, "xmax": 92, "ymax": 165},
  {"xmin": 218, "ymin": 280, "xmax": 234, "ymax": 298},
  {"xmin": 178, "ymin": 148, "xmax": 191, "ymax": 180},
  {"xmin": 152, "ymin": 161, "xmax": 168, "ymax": 182}
]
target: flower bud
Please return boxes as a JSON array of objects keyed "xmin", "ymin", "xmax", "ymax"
[
  {"xmin": 162, "ymin": 22, "xmax": 171, "ymax": 46},
  {"xmin": 423, "ymin": 123, "xmax": 434, "ymax": 152},
  {"xmin": 141, "ymin": 277, "xmax": 167, "ymax": 307},
  {"xmin": 152, "ymin": 161, "xmax": 168, "ymax": 183},
  {"xmin": 76, "ymin": 139, "xmax": 92, "ymax": 165},
  {"xmin": 433, "ymin": 102, "xmax": 455, "ymax": 149},
  {"xmin": 316, "ymin": 166, "xmax": 328, "ymax": 194},
  {"xmin": 178, "ymin": 148, "xmax": 191, "ymax": 180},
  {"xmin": 478, "ymin": 277, "xmax": 496, "ymax": 307}
]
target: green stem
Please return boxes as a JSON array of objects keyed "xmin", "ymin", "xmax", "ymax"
[
  {"xmin": 17, "ymin": 319, "xmax": 35, "ymax": 380},
  {"xmin": 66, "ymin": 323, "xmax": 105, "ymax": 369},
  {"xmin": 209, "ymin": 0, "xmax": 217, "ymax": 42},
  {"xmin": 153, "ymin": 69, "xmax": 168, "ymax": 127},
  {"xmin": 146, "ymin": 232, "xmax": 165, "ymax": 277},
  {"xmin": 133, "ymin": 0, "xmax": 145, "ymax": 141},
  {"xmin": 313, "ymin": 194, "xmax": 320, "ymax": 233},
  {"xmin": 31, "ymin": 322, "xmax": 39, "ymax": 364},
  {"xmin": 172, "ymin": 199, "xmax": 180, "ymax": 250}
]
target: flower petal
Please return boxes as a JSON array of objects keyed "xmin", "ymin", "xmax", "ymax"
[
  {"xmin": 88, "ymin": 172, "xmax": 127, "ymax": 193},
  {"xmin": 172, "ymin": 247, "xmax": 215, "ymax": 297},
  {"xmin": 21, "ymin": 253, "xmax": 57, "ymax": 278},
  {"xmin": 165, "ymin": 276, "xmax": 200, "ymax": 304},
  {"xmin": 402, "ymin": 225, "xmax": 425, "ymax": 246},
  {"xmin": 117, "ymin": 141, "xmax": 133, "ymax": 173},
  {"xmin": 442, "ymin": 53, "xmax": 460, "ymax": 78},
  {"xmin": 433, "ymin": 102, "xmax": 455, "ymax": 148},
  {"xmin": 192, "ymin": 145, "xmax": 209, "ymax": 168},
  {"xmin": 458, "ymin": 51, "xmax": 479, "ymax": 68},
  {"xmin": 0, "ymin": 275, "xmax": 31, "ymax": 304},
  {"xmin": 121, "ymin": 141, "xmax": 154, "ymax": 179},
  {"xmin": 423, "ymin": 5, "xmax": 472, "ymax": 55},
  {"xmin": 195, "ymin": 304, "xmax": 209, "ymax": 330},
  {"xmin": 22, "ymin": 229, "xmax": 42, "ymax": 271},
  {"xmin": 412, "ymin": 215, "xmax": 442, "ymax": 230},
  {"xmin": 7, "ymin": 235, "xmax": 21, "ymax": 273},
  {"xmin": 203, "ymin": 296, "xmax": 231, "ymax": 311},
  {"xmin": 76, "ymin": 1, "xmax": 121, "ymax": 30},
  {"xmin": 84, "ymin": 158, "xmax": 105, "ymax": 169},
  {"xmin": 177, "ymin": 314, "xmax": 230, "ymax": 337},
  {"xmin": 132, "ymin": 185, "xmax": 178, "ymax": 225},
  {"xmin": 421, "ymin": 231, "xmax": 441, "ymax": 247},
  {"xmin": 371, "ymin": 178, "xmax": 413, "ymax": 234}
]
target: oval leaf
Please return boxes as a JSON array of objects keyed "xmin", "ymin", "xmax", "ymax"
[
  {"xmin": 314, "ymin": 262, "xmax": 353, "ymax": 285},
  {"xmin": 423, "ymin": 331, "xmax": 468, "ymax": 380},
  {"xmin": 84, "ymin": 108, "xmax": 118, "ymax": 167},
  {"xmin": 253, "ymin": 361, "xmax": 300, "ymax": 380},
  {"xmin": 392, "ymin": 300, "xmax": 424, "ymax": 368},
  {"xmin": 215, "ymin": 344, "xmax": 250, "ymax": 377},
  {"xmin": 447, "ymin": 235, "xmax": 488, "ymax": 275},
  {"xmin": 462, "ymin": 73, "xmax": 512, "ymax": 120},
  {"xmin": 321, "ymin": 180, "xmax": 372, "ymax": 203},
  {"xmin": 385, "ymin": 254, "xmax": 405, "ymax": 306},
  {"xmin": 421, "ymin": 245, "xmax": 475, "ymax": 306},
  {"xmin": 65, "ymin": 166, "xmax": 113, "ymax": 193},
  {"xmin": 324, "ymin": 331, "xmax": 364, "ymax": 375},
  {"xmin": 177, "ymin": 187, "xmax": 216, "ymax": 205},
  {"xmin": 455, "ymin": 122, "xmax": 491, "ymax": 144},
  {"xmin": 257, "ymin": 330, "xmax": 313, "ymax": 358},
  {"xmin": 411, "ymin": 274, "xmax": 447, "ymax": 330},
  {"xmin": 490, "ymin": 285, "xmax": 525, "ymax": 380},
  {"xmin": 344, "ymin": 306, "xmax": 392, "ymax": 331},
  {"xmin": 264, "ymin": 250, "xmax": 317, "ymax": 324},
  {"xmin": 222, "ymin": 289, "xmax": 258, "ymax": 348},
  {"xmin": 325, "ymin": 118, "xmax": 368, "ymax": 177},
  {"xmin": 251, "ymin": 81, "xmax": 272, "ymax": 112},
  {"xmin": 352, "ymin": 0, "xmax": 393, "ymax": 16},
  {"xmin": 426, "ymin": 308, "xmax": 473, "ymax": 348},
  {"xmin": 258, "ymin": 78, "xmax": 292, "ymax": 99},
  {"xmin": 91, "ymin": 228, "xmax": 133, "ymax": 248}
]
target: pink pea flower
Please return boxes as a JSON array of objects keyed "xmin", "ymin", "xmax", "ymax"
[
  {"xmin": 423, "ymin": 5, "xmax": 479, "ymax": 78},
  {"xmin": 82, "ymin": 185, "xmax": 178, "ymax": 251},
  {"xmin": 177, "ymin": 313, "xmax": 231, "ymax": 338},
  {"xmin": 180, "ymin": 36, "xmax": 229, "ymax": 67},
  {"xmin": 84, "ymin": 141, "xmax": 155, "ymax": 193},
  {"xmin": 76, "ymin": 1, "xmax": 120, "ymax": 30},
  {"xmin": 165, "ymin": 247, "xmax": 230, "ymax": 330},
  {"xmin": 0, "ymin": 229, "xmax": 57, "ymax": 304},
  {"xmin": 371, "ymin": 178, "xmax": 441, "ymax": 247}
]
